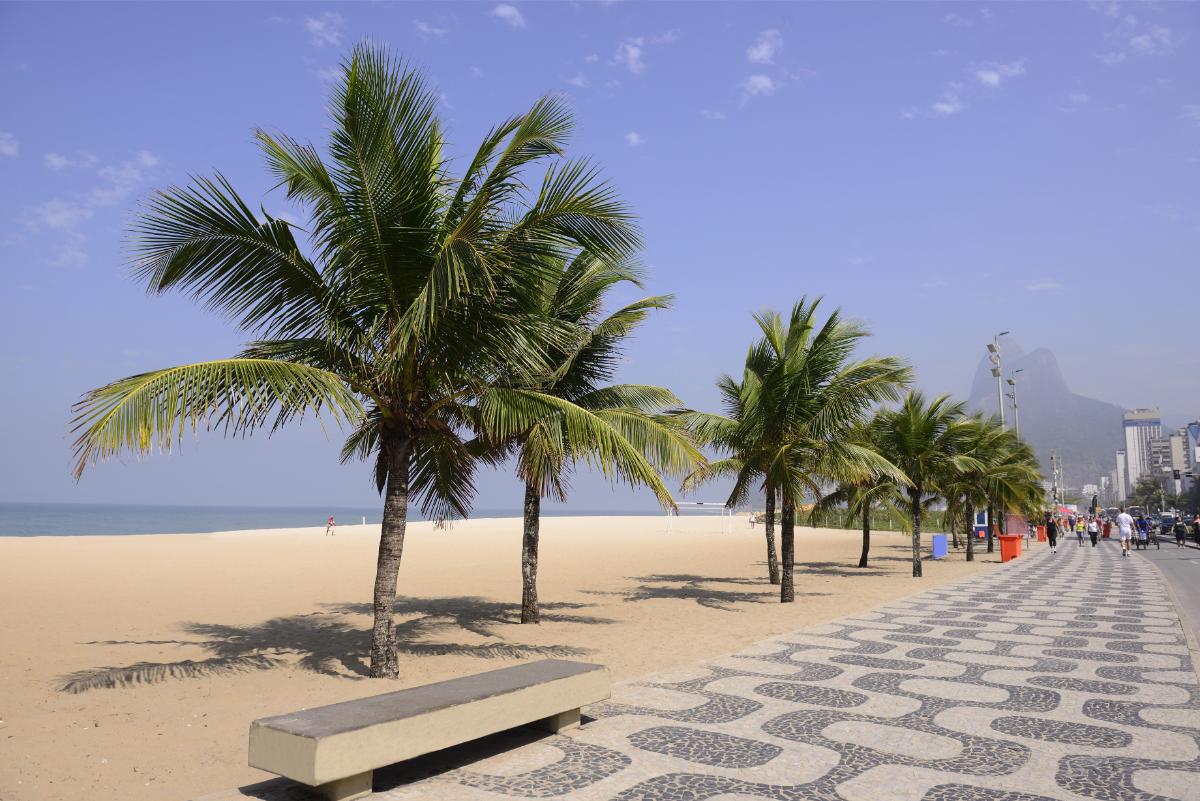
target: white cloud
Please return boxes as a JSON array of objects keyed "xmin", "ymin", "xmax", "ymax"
[
  {"xmin": 491, "ymin": 4, "xmax": 526, "ymax": 29},
  {"xmin": 944, "ymin": 13, "xmax": 973, "ymax": 27},
  {"xmin": 743, "ymin": 74, "xmax": 777, "ymax": 97},
  {"xmin": 900, "ymin": 107, "xmax": 920, "ymax": 120},
  {"xmin": 975, "ymin": 61, "xmax": 1025, "ymax": 88},
  {"xmin": 0, "ymin": 131, "xmax": 18, "ymax": 158},
  {"xmin": 413, "ymin": 20, "xmax": 448, "ymax": 38},
  {"xmin": 1097, "ymin": 11, "xmax": 1182, "ymax": 65},
  {"xmin": 700, "ymin": 109, "xmax": 726, "ymax": 120},
  {"xmin": 584, "ymin": 53, "xmax": 599, "ymax": 64},
  {"xmin": 565, "ymin": 73, "xmax": 589, "ymax": 88},
  {"xmin": 304, "ymin": 12, "xmax": 345, "ymax": 48},
  {"xmin": 1182, "ymin": 104, "xmax": 1200, "ymax": 128},
  {"xmin": 613, "ymin": 30, "xmax": 679, "ymax": 74},
  {"xmin": 470, "ymin": 66, "xmax": 484, "ymax": 78},
  {"xmin": 1070, "ymin": 93, "xmax": 1090, "ymax": 105},
  {"xmin": 33, "ymin": 199, "xmax": 93, "ymax": 230},
  {"xmin": 614, "ymin": 39, "xmax": 645, "ymax": 73},
  {"xmin": 624, "ymin": 131, "xmax": 644, "ymax": 147},
  {"xmin": 25, "ymin": 150, "xmax": 161, "ymax": 267},
  {"xmin": 931, "ymin": 93, "xmax": 965, "ymax": 116},
  {"xmin": 44, "ymin": 151, "xmax": 98, "ymax": 170},
  {"xmin": 747, "ymin": 29, "xmax": 782, "ymax": 64},
  {"xmin": 316, "ymin": 66, "xmax": 341, "ymax": 84},
  {"xmin": 1129, "ymin": 25, "xmax": 1177, "ymax": 56},
  {"xmin": 1025, "ymin": 280, "xmax": 1062, "ymax": 291},
  {"xmin": 920, "ymin": 279, "xmax": 950, "ymax": 288}
]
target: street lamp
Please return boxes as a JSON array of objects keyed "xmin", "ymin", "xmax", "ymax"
[
  {"xmin": 1006, "ymin": 368, "xmax": 1024, "ymax": 435},
  {"xmin": 988, "ymin": 331, "xmax": 1010, "ymax": 429}
]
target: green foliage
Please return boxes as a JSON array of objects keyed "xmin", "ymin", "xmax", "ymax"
[
  {"xmin": 682, "ymin": 297, "xmax": 911, "ymax": 512},
  {"xmin": 72, "ymin": 44, "xmax": 650, "ymax": 523}
]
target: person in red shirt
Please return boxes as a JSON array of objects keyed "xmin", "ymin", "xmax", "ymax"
[{"xmin": 326, "ymin": 515, "xmax": 336, "ymax": 536}]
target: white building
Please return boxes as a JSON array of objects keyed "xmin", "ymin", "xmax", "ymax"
[
  {"xmin": 1115, "ymin": 450, "xmax": 1128, "ymax": 501},
  {"xmin": 1123, "ymin": 409, "xmax": 1162, "ymax": 489}
]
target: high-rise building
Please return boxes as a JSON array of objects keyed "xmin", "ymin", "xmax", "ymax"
[
  {"xmin": 1123, "ymin": 409, "xmax": 1162, "ymax": 490},
  {"xmin": 1115, "ymin": 450, "xmax": 1128, "ymax": 501},
  {"xmin": 1184, "ymin": 422, "xmax": 1200, "ymax": 494}
]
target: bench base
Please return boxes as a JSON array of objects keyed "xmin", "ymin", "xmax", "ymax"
[
  {"xmin": 315, "ymin": 771, "xmax": 372, "ymax": 801},
  {"xmin": 536, "ymin": 707, "xmax": 580, "ymax": 734}
]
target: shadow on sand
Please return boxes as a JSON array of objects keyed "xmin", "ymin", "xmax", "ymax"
[
  {"xmin": 585, "ymin": 573, "xmax": 829, "ymax": 611},
  {"xmin": 59, "ymin": 596, "xmax": 613, "ymax": 694}
]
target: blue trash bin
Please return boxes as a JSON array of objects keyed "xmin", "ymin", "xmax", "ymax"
[{"xmin": 931, "ymin": 534, "xmax": 948, "ymax": 559}]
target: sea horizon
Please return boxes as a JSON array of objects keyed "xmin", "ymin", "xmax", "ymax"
[{"xmin": 0, "ymin": 500, "xmax": 672, "ymax": 537}]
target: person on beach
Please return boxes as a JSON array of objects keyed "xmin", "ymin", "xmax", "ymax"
[
  {"xmin": 326, "ymin": 515, "xmax": 336, "ymax": 536},
  {"xmin": 1075, "ymin": 517, "xmax": 1086, "ymax": 546},
  {"xmin": 1045, "ymin": 513, "xmax": 1058, "ymax": 553},
  {"xmin": 1087, "ymin": 516, "xmax": 1099, "ymax": 547},
  {"xmin": 1116, "ymin": 506, "xmax": 1135, "ymax": 557},
  {"xmin": 1175, "ymin": 516, "xmax": 1188, "ymax": 548}
]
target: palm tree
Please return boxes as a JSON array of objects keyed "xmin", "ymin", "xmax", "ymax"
[
  {"xmin": 680, "ymin": 371, "xmax": 781, "ymax": 584},
  {"xmin": 70, "ymin": 46, "xmax": 642, "ymax": 678},
  {"xmin": 687, "ymin": 299, "xmax": 910, "ymax": 602},
  {"xmin": 942, "ymin": 415, "xmax": 1003, "ymax": 562},
  {"xmin": 811, "ymin": 417, "xmax": 908, "ymax": 568},
  {"xmin": 489, "ymin": 252, "xmax": 702, "ymax": 623},
  {"xmin": 874, "ymin": 393, "xmax": 982, "ymax": 577}
]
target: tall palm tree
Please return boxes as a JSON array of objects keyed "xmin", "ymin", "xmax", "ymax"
[
  {"xmin": 687, "ymin": 299, "xmax": 910, "ymax": 602},
  {"xmin": 942, "ymin": 415, "xmax": 1004, "ymax": 562},
  {"xmin": 70, "ymin": 46, "xmax": 642, "ymax": 678},
  {"xmin": 811, "ymin": 416, "xmax": 908, "ymax": 568},
  {"xmin": 680, "ymin": 370, "xmax": 781, "ymax": 584},
  {"xmin": 875, "ymin": 393, "xmax": 982, "ymax": 577},
  {"xmin": 489, "ymin": 252, "xmax": 702, "ymax": 623}
]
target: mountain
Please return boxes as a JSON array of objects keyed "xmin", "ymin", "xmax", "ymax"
[{"xmin": 967, "ymin": 343, "xmax": 1123, "ymax": 491}]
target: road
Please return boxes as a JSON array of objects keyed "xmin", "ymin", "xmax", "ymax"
[{"xmin": 1138, "ymin": 543, "xmax": 1200, "ymax": 648}]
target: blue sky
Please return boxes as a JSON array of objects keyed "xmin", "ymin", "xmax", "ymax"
[{"xmin": 1, "ymin": 1, "xmax": 1197, "ymax": 511}]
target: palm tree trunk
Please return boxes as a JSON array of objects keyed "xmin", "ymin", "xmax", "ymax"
[
  {"xmin": 986, "ymin": 503, "xmax": 995, "ymax": 553},
  {"xmin": 858, "ymin": 505, "xmax": 871, "ymax": 568},
  {"xmin": 765, "ymin": 487, "xmax": 780, "ymax": 585},
  {"xmin": 910, "ymin": 488, "xmax": 923, "ymax": 578},
  {"xmin": 780, "ymin": 503, "xmax": 796, "ymax": 602},
  {"xmin": 369, "ymin": 435, "xmax": 412, "ymax": 679},
  {"xmin": 521, "ymin": 482, "xmax": 541, "ymax": 624},
  {"xmin": 965, "ymin": 501, "xmax": 975, "ymax": 562}
]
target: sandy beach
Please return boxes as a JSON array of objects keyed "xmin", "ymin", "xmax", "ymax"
[{"xmin": 0, "ymin": 516, "xmax": 997, "ymax": 801}]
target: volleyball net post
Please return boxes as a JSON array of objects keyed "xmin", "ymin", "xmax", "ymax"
[{"xmin": 666, "ymin": 501, "xmax": 734, "ymax": 534}]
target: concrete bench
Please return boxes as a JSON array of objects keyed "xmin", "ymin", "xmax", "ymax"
[{"xmin": 248, "ymin": 659, "xmax": 610, "ymax": 801}]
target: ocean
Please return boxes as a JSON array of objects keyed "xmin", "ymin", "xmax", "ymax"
[{"xmin": 0, "ymin": 502, "xmax": 660, "ymax": 537}]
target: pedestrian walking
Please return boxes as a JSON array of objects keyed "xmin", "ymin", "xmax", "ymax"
[
  {"xmin": 1087, "ymin": 516, "xmax": 1099, "ymax": 547},
  {"xmin": 1074, "ymin": 517, "xmax": 1085, "ymax": 546},
  {"xmin": 1175, "ymin": 517, "xmax": 1188, "ymax": 548},
  {"xmin": 1045, "ymin": 513, "xmax": 1058, "ymax": 553},
  {"xmin": 326, "ymin": 515, "xmax": 336, "ymax": 536},
  {"xmin": 1116, "ymin": 506, "xmax": 1135, "ymax": 557}
]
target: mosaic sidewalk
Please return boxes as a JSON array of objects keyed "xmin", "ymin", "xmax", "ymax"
[{"xmin": 226, "ymin": 542, "xmax": 1200, "ymax": 801}]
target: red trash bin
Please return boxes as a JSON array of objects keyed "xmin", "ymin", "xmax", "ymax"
[
  {"xmin": 1036, "ymin": 525, "xmax": 1047, "ymax": 542},
  {"xmin": 998, "ymin": 534, "xmax": 1023, "ymax": 563}
]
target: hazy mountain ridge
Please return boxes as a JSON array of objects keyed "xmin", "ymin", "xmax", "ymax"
[{"xmin": 967, "ymin": 343, "xmax": 1123, "ymax": 490}]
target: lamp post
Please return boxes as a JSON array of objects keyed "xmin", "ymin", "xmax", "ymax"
[
  {"xmin": 1006, "ymin": 368, "xmax": 1024, "ymax": 435},
  {"xmin": 987, "ymin": 331, "xmax": 1010, "ymax": 429}
]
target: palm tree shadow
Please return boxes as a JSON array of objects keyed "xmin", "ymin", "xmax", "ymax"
[
  {"xmin": 584, "ymin": 574, "xmax": 825, "ymax": 611},
  {"xmin": 60, "ymin": 596, "xmax": 614, "ymax": 694}
]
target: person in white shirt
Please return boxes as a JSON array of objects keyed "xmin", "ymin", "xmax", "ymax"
[
  {"xmin": 1087, "ymin": 516, "xmax": 1099, "ymax": 547},
  {"xmin": 1116, "ymin": 507, "xmax": 1135, "ymax": 557}
]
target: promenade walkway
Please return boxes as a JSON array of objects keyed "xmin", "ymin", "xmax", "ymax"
[{"xmin": 226, "ymin": 542, "xmax": 1200, "ymax": 801}]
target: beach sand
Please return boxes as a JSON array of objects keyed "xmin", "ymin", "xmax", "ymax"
[{"xmin": 0, "ymin": 516, "xmax": 997, "ymax": 801}]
